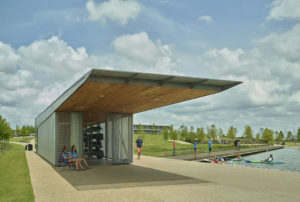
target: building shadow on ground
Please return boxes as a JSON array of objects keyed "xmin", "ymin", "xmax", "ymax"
[{"xmin": 54, "ymin": 162, "xmax": 208, "ymax": 191}]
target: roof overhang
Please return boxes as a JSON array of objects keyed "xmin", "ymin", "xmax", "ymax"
[{"xmin": 35, "ymin": 69, "xmax": 242, "ymax": 127}]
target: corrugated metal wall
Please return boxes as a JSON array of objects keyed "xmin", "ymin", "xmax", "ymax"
[
  {"xmin": 37, "ymin": 113, "xmax": 56, "ymax": 165},
  {"xmin": 54, "ymin": 112, "xmax": 82, "ymax": 166},
  {"xmin": 106, "ymin": 113, "xmax": 133, "ymax": 164}
]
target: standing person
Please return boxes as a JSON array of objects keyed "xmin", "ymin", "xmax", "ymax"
[
  {"xmin": 173, "ymin": 140, "xmax": 176, "ymax": 156},
  {"xmin": 208, "ymin": 139, "xmax": 212, "ymax": 156},
  {"xmin": 136, "ymin": 136, "xmax": 144, "ymax": 160},
  {"xmin": 194, "ymin": 138, "xmax": 198, "ymax": 158}
]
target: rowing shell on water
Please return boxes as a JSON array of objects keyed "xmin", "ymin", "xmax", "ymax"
[{"xmin": 243, "ymin": 159, "xmax": 284, "ymax": 164}]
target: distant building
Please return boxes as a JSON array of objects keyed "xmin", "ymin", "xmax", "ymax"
[{"xmin": 133, "ymin": 124, "xmax": 170, "ymax": 134}]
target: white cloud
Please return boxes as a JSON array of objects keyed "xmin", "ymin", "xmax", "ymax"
[
  {"xmin": 112, "ymin": 32, "xmax": 179, "ymax": 74},
  {"xmin": 112, "ymin": 32, "xmax": 159, "ymax": 64},
  {"xmin": 0, "ymin": 41, "xmax": 20, "ymax": 74},
  {"xmin": 18, "ymin": 36, "xmax": 90, "ymax": 83},
  {"xmin": 0, "ymin": 32, "xmax": 180, "ymax": 127},
  {"xmin": 0, "ymin": 37, "xmax": 97, "ymax": 126},
  {"xmin": 86, "ymin": 0, "xmax": 141, "ymax": 26},
  {"xmin": 267, "ymin": 0, "xmax": 300, "ymax": 20},
  {"xmin": 255, "ymin": 23, "xmax": 300, "ymax": 63},
  {"xmin": 161, "ymin": 22, "xmax": 300, "ymax": 133},
  {"xmin": 197, "ymin": 15, "xmax": 213, "ymax": 23}
]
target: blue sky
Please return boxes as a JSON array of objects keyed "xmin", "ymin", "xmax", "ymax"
[
  {"xmin": 1, "ymin": 0, "xmax": 300, "ymax": 136},
  {"xmin": 0, "ymin": 0, "xmax": 276, "ymax": 52}
]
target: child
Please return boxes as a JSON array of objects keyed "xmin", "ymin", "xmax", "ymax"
[
  {"xmin": 218, "ymin": 156, "xmax": 225, "ymax": 164},
  {"xmin": 62, "ymin": 146, "xmax": 85, "ymax": 170},
  {"xmin": 212, "ymin": 156, "xmax": 218, "ymax": 164},
  {"xmin": 70, "ymin": 145, "xmax": 90, "ymax": 169}
]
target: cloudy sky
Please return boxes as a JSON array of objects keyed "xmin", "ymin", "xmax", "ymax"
[{"xmin": 1, "ymin": 0, "xmax": 300, "ymax": 135}]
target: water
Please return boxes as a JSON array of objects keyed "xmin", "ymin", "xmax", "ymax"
[{"xmin": 228, "ymin": 147, "xmax": 300, "ymax": 173}]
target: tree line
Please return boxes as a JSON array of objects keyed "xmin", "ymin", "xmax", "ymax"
[
  {"xmin": 0, "ymin": 115, "xmax": 12, "ymax": 150},
  {"xmin": 147, "ymin": 124, "xmax": 300, "ymax": 145},
  {"xmin": 0, "ymin": 114, "xmax": 36, "ymax": 151},
  {"xmin": 15, "ymin": 125, "xmax": 35, "ymax": 137}
]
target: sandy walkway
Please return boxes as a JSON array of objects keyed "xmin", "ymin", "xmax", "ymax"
[
  {"xmin": 27, "ymin": 155, "xmax": 300, "ymax": 201},
  {"xmin": 21, "ymin": 140, "xmax": 300, "ymax": 202}
]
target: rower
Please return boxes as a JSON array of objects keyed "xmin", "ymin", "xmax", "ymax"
[{"xmin": 265, "ymin": 154, "xmax": 273, "ymax": 162}]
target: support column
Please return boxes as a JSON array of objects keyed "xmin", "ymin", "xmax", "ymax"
[{"xmin": 106, "ymin": 113, "xmax": 133, "ymax": 164}]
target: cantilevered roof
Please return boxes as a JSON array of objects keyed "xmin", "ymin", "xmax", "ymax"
[{"xmin": 35, "ymin": 69, "xmax": 242, "ymax": 127}]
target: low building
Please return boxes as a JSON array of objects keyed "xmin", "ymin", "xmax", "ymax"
[
  {"xmin": 133, "ymin": 124, "xmax": 170, "ymax": 134},
  {"xmin": 35, "ymin": 69, "xmax": 241, "ymax": 166}
]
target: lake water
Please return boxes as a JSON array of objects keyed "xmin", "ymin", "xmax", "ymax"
[{"xmin": 228, "ymin": 147, "xmax": 300, "ymax": 173}]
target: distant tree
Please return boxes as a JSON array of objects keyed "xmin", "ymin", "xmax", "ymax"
[
  {"xmin": 243, "ymin": 125, "xmax": 253, "ymax": 143},
  {"xmin": 255, "ymin": 133, "xmax": 261, "ymax": 142},
  {"xmin": 297, "ymin": 128, "xmax": 300, "ymax": 142},
  {"xmin": 15, "ymin": 125, "xmax": 20, "ymax": 135},
  {"xmin": 0, "ymin": 115, "xmax": 12, "ymax": 150},
  {"xmin": 196, "ymin": 127, "xmax": 206, "ymax": 143},
  {"xmin": 262, "ymin": 128, "xmax": 274, "ymax": 144},
  {"xmin": 226, "ymin": 126, "xmax": 237, "ymax": 141},
  {"xmin": 217, "ymin": 128, "xmax": 224, "ymax": 140},
  {"xmin": 152, "ymin": 123, "xmax": 156, "ymax": 134},
  {"xmin": 169, "ymin": 125, "xmax": 178, "ymax": 140},
  {"xmin": 207, "ymin": 124, "xmax": 217, "ymax": 142},
  {"xmin": 286, "ymin": 131, "xmax": 293, "ymax": 142},
  {"xmin": 137, "ymin": 124, "xmax": 145, "ymax": 140},
  {"xmin": 276, "ymin": 131, "xmax": 284, "ymax": 142},
  {"xmin": 188, "ymin": 126, "xmax": 196, "ymax": 142},
  {"xmin": 162, "ymin": 126, "xmax": 169, "ymax": 141},
  {"xmin": 274, "ymin": 131, "xmax": 279, "ymax": 141},
  {"xmin": 19, "ymin": 125, "xmax": 35, "ymax": 136},
  {"xmin": 179, "ymin": 125, "xmax": 188, "ymax": 141}
]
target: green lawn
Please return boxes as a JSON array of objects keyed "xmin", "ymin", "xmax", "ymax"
[
  {"xmin": 0, "ymin": 144, "xmax": 34, "ymax": 202},
  {"xmin": 285, "ymin": 142, "xmax": 300, "ymax": 147},
  {"xmin": 11, "ymin": 136, "xmax": 35, "ymax": 143},
  {"xmin": 133, "ymin": 134, "xmax": 264, "ymax": 157}
]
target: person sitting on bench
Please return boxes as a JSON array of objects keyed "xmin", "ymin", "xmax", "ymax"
[
  {"xmin": 70, "ymin": 145, "xmax": 90, "ymax": 169},
  {"xmin": 62, "ymin": 146, "xmax": 85, "ymax": 171}
]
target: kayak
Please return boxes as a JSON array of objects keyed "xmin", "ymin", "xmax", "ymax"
[
  {"xmin": 244, "ymin": 159, "xmax": 284, "ymax": 164},
  {"xmin": 232, "ymin": 158, "xmax": 244, "ymax": 161},
  {"xmin": 199, "ymin": 159, "xmax": 211, "ymax": 163}
]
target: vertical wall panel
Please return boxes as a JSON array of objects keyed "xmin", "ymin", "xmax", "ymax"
[
  {"xmin": 37, "ymin": 113, "xmax": 56, "ymax": 165},
  {"xmin": 55, "ymin": 112, "xmax": 70, "ymax": 165},
  {"xmin": 106, "ymin": 113, "xmax": 133, "ymax": 164},
  {"xmin": 70, "ymin": 112, "xmax": 83, "ymax": 156}
]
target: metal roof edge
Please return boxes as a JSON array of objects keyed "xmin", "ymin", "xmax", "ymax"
[
  {"xmin": 35, "ymin": 70, "xmax": 91, "ymax": 128},
  {"xmin": 87, "ymin": 69, "xmax": 242, "ymax": 92},
  {"xmin": 35, "ymin": 68, "xmax": 242, "ymax": 127}
]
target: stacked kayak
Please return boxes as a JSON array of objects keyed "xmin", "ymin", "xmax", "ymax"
[{"xmin": 243, "ymin": 159, "xmax": 284, "ymax": 164}]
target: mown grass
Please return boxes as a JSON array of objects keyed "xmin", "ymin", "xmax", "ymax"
[
  {"xmin": 0, "ymin": 144, "xmax": 34, "ymax": 202},
  {"xmin": 11, "ymin": 136, "xmax": 35, "ymax": 143},
  {"xmin": 133, "ymin": 134, "xmax": 263, "ymax": 157},
  {"xmin": 285, "ymin": 142, "xmax": 300, "ymax": 147}
]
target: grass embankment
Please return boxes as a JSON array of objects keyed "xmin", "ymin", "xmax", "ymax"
[
  {"xmin": 11, "ymin": 136, "xmax": 35, "ymax": 143},
  {"xmin": 285, "ymin": 142, "xmax": 300, "ymax": 147},
  {"xmin": 0, "ymin": 144, "xmax": 34, "ymax": 202},
  {"xmin": 133, "ymin": 134, "xmax": 263, "ymax": 157}
]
